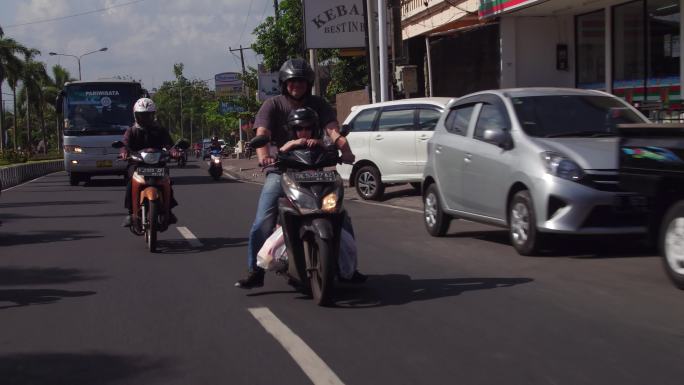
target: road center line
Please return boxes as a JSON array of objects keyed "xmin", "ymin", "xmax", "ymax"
[
  {"xmin": 176, "ymin": 226, "xmax": 203, "ymax": 247},
  {"xmin": 248, "ymin": 307, "xmax": 345, "ymax": 385}
]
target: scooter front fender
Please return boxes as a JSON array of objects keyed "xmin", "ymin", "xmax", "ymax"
[
  {"xmin": 140, "ymin": 187, "xmax": 160, "ymax": 204},
  {"xmin": 301, "ymin": 217, "xmax": 338, "ymax": 240}
]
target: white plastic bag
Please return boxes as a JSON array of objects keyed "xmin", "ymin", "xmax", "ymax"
[
  {"xmin": 257, "ymin": 226, "xmax": 357, "ymax": 278},
  {"xmin": 257, "ymin": 227, "xmax": 288, "ymax": 271}
]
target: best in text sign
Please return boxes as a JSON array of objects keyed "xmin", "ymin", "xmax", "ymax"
[{"xmin": 304, "ymin": 0, "xmax": 366, "ymax": 49}]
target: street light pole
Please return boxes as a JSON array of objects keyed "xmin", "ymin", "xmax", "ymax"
[{"xmin": 49, "ymin": 47, "xmax": 108, "ymax": 80}]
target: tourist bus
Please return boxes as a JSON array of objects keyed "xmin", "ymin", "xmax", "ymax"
[{"xmin": 56, "ymin": 80, "xmax": 146, "ymax": 185}]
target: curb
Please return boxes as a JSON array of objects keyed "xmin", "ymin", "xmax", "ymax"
[{"xmin": 0, "ymin": 160, "xmax": 64, "ymax": 190}]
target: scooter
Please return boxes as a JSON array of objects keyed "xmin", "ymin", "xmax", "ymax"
[
  {"xmin": 170, "ymin": 146, "xmax": 187, "ymax": 168},
  {"xmin": 208, "ymin": 148, "xmax": 223, "ymax": 180},
  {"xmin": 113, "ymin": 139, "xmax": 188, "ymax": 252},
  {"xmin": 250, "ymin": 135, "xmax": 347, "ymax": 306}
]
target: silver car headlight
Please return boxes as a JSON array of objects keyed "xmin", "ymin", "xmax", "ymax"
[
  {"xmin": 540, "ymin": 151, "xmax": 584, "ymax": 181},
  {"xmin": 141, "ymin": 151, "xmax": 161, "ymax": 164}
]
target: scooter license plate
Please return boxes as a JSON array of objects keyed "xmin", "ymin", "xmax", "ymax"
[
  {"xmin": 137, "ymin": 167, "xmax": 166, "ymax": 177},
  {"xmin": 292, "ymin": 170, "xmax": 336, "ymax": 183}
]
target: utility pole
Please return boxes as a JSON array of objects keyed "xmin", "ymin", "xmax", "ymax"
[
  {"xmin": 228, "ymin": 45, "xmax": 252, "ymax": 94},
  {"xmin": 274, "ymin": 0, "xmax": 279, "ymax": 21}
]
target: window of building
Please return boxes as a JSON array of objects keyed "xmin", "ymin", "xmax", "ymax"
[
  {"xmin": 576, "ymin": 10, "xmax": 606, "ymax": 90},
  {"xmin": 613, "ymin": 1, "xmax": 646, "ymax": 103},
  {"xmin": 647, "ymin": 0, "xmax": 680, "ymax": 106}
]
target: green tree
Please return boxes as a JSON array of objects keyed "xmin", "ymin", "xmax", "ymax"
[
  {"xmin": 18, "ymin": 49, "xmax": 49, "ymax": 152},
  {"xmin": 0, "ymin": 25, "xmax": 29, "ymax": 150},
  {"xmin": 252, "ymin": 0, "xmax": 305, "ymax": 72}
]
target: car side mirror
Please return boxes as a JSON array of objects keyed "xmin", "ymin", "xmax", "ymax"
[
  {"xmin": 250, "ymin": 135, "xmax": 270, "ymax": 149},
  {"xmin": 483, "ymin": 128, "xmax": 512, "ymax": 149},
  {"xmin": 339, "ymin": 124, "xmax": 351, "ymax": 137},
  {"xmin": 111, "ymin": 141, "xmax": 125, "ymax": 149}
]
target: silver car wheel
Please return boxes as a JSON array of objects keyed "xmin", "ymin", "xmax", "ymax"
[
  {"xmin": 358, "ymin": 171, "xmax": 376, "ymax": 197},
  {"xmin": 511, "ymin": 202, "xmax": 530, "ymax": 245},
  {"xmin": 425, "ymin": 192, "xmax": 438, "ymax": 228},
  {"xmin": 665, "ymin": 217, "xmax": 684, "ymax": 275}
]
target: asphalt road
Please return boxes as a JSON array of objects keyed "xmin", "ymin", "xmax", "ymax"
[{"xmin": 1, "ymin": 158, "xmax": 683, "ymax": 385}]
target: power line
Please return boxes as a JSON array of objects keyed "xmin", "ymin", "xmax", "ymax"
[
  {"xmin": 236, "ymin": 0, "xmax": 255, "ymax": 47},
  {"xmin": 3, "ymin": 0, "xmax": 150, "ymax": 29}
]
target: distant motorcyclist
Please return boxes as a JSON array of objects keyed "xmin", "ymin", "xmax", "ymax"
[{"xmin": 120, "ymin": 98, "xmax": 178, "ymax": 227}]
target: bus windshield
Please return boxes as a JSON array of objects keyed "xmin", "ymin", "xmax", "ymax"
[{"xmin": 64, "ymin": 83, "xmax": 139, "ymax": 135}]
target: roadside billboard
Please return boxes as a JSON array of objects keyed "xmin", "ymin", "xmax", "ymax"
[
  {"xmin": 215, "ymin": 72, "xmax": 243, "ymax": 98},
  {"xmin": 303, "ymin": 0, "xmax": 366, "ymax": 49},
  {"xmin": 258, "ymin": 65, "xmax": 280, "ymax": 101}
]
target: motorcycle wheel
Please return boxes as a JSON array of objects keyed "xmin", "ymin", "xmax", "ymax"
[
  {"xmin": 146, "ymin": 200, "xmax": 158, "ymax": 253},
  {"xmin": 305, "ymin": 235, "xmax": 335, "ymax": 306}
]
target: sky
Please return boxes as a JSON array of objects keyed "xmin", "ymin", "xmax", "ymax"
[{"xmin": 0, "ymin": 0, "xmax": 272, "ymax": 93}]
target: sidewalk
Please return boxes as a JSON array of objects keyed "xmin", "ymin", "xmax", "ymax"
[{"xmin": 220, "ymin": 156, "xmax": 423, "ymax": 212}]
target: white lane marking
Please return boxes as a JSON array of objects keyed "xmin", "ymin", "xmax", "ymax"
[
  {"xmin": 176, "ymin": 226, "xmax": 203, "ymax": 247},
  {"xmin": 248, "ymin": 307, "xmax": 345, "ymax": 385},
  {"xmin": 346, "ymin": 198, "xmax": 422, "ymax": 214},
  {"xmin": 0, "ymin": 173, "xmax": 54, "ymax": 193}
]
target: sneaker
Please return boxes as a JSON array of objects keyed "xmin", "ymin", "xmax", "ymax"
[
  {"xmin": 121, "ymin": 215, "xmax": 132, "ymax": 227},
  {"xmin": 339, "ymin": 270, "xmax": 367, "ymax": 284},
  {"xmin": 235, "ymin": 270, "xmax": 265, "ymax": 289}
]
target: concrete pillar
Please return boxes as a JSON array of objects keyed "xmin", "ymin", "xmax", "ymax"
[
  {"xmin": 605, "ymin": 6, "xmax": 613, "ymax": 94},
  {"xmin": 500, "ymin": 17, "xmax": 517, "ymax": 88}
]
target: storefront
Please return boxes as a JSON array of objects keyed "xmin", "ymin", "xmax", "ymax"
[{"xmin": 487, "ymin": 0, "xmax": 683, "ymax": 121}]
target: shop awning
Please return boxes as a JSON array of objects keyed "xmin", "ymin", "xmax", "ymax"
[{"xmin": 479, "ymin": 0, "xmax": 546, "ymax": 19}]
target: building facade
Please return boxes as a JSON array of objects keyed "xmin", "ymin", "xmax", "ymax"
[{"xmin": 400, "ymin": 0, "xmax": 683, "ymax": 121}]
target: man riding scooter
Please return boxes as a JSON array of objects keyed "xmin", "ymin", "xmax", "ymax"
[
  {"xmin": 120, "ymin": 98, "xmax": 179, "ymax": 227},
  {"xmin": 235, "ymin": 58, "xmax": 366, "ymax": 289}
]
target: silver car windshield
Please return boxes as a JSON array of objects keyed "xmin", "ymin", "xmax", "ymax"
[{"xmin": 511, "ymin": 95, "xmax": 644, "ymax": 138}]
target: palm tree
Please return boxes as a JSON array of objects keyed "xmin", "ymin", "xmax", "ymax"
[
  {"xmin": 0, "ymin": 25, "xmax": 29, "ymax": 151},
  {"xmin": 18, "ymin": 49, "xmax": 46, "ymax": 153},
  {"xmin": 6, "ymin": 58, "xmax": 23, "ymax": 150},
  {"xmin": 43, "ymin": 65, "xmax": 76, "ymax": 151}
]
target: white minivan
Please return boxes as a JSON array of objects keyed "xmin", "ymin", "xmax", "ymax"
[{"xmin": 337, "ymin": 97, "xmax": 451, "ymax": 200}]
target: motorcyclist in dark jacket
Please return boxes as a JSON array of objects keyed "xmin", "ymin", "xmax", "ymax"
[{"xmin": 120, "ymin": 97, "xmax": 178, "ymax": 227}]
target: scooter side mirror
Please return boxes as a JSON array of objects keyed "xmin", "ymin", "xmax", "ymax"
[
  {"xmin": 112, "ymin": 141, "xmax": 125, "ymax": 149},
  {"xmin": 250, "ymin": 135, "xmax": 270, "ymax": 149}
]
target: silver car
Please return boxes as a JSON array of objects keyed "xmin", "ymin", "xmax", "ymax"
[{"xmin": 422, "ymin": 88, "xmax": 651, "ymax": 255}]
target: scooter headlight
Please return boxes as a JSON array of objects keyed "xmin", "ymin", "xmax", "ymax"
[
  {"xmin": 141, "ymin": 152, "xmax": 161, "ymax": 164},
  {"xmin": 213, "ymin": 157, "xmax": 221, "ymax": 164},
  {"xmin": 322, "ymin": 193, "xmax": 338, "ymax": 213}
]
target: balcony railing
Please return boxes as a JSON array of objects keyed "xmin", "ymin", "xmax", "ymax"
[{"xmin": 401, "ymin": 0, "xmax": 446, "ymax": 20}]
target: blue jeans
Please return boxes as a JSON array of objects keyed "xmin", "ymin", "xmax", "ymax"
[
  {"xmin": 247, "ymin": 173, "xmax": 284, "ymax": 272},
  {"xmin": 246, "ymin": 172, "xmax": 356, "ymax": 272}
]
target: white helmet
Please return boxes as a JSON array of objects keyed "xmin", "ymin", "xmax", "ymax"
[{"xmin": 134, "ymin": 97, "xmax": 156, "ymax": 112}]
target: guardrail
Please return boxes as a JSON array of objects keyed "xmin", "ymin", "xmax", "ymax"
[{"xmin": 0, "ymin": 160, "xmax": 64, "ymax": 190}]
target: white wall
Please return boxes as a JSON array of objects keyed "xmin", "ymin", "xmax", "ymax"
[{"xmin": 500, "ymin": 16, "xmax": 576, "ymax": 88}]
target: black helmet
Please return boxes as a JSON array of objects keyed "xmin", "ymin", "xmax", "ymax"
[
  {"xmin": 287, "ymin": 107, "xmax": 320, "ymax": 139},
  {"xmin": 279, "ymin": 58, "xmax": 314, "ymax": 97},
  {"xmin": 211, "ymin": 136, "xmax": 219, "ymax": 142}
]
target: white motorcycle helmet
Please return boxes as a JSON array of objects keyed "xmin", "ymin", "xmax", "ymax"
[{"xmin": 133, "ymin": 97, "xmax": 157, "ymax": 127}]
